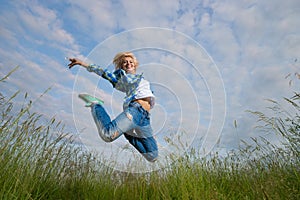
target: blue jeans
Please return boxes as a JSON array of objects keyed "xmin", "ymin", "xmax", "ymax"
[{"xmin": 91, "ymin": 101, "xmax": 158, "ymax": 162}]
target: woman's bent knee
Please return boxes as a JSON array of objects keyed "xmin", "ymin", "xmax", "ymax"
[{"xmin": 99, "ymin": 130, "xmax": 121, "ymax": 142}]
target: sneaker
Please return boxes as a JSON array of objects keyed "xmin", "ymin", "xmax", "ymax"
[{"xmin": 78, "ymin": 93, "xmax": 104, "ymax": 107}]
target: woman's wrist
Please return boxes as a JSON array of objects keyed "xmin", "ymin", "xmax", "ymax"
[{"xmin": 80, "ymin": 61, "xmax": 89, "ymax": 68}]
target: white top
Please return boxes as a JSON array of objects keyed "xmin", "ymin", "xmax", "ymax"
[
  {"xmin": 87, "ymin": 65, "xmax": 155, "ymax": 109},
  {"xmin": 134, "ymin": 78, "xmax": 155, "ymax": 109}
]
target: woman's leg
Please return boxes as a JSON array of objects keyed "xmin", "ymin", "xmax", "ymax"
[
  {"xmin": 91, "ymin": 102, "xmax": 158, "ymax": 162},
  {"xmin": 123, "ymin": 102, "xmax": 159, "ymax": 162},
  {"xmin": 91, "ymin": 104, "xmax": 134, "ymax": 142},
  {"xmin": 124, "ymin": 133, "xmax": 158, "ymax": 162},
  {"xmin": 124, "ymin": 133, "xmax": 146, "ymax": 153}
]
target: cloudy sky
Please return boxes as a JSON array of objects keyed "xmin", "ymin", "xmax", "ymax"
[{"xmin": 0, "ymin": 0, "xmax": 299, "ymax": 168}]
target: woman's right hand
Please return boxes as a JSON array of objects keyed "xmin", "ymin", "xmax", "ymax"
[{"xmin": 67, "ymin": 58, "xmax": 88, "ymax": 69}]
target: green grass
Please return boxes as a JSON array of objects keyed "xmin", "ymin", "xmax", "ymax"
[{"xmin": 0, "ymin": 68, "xmax": 299, "ymax": 199}]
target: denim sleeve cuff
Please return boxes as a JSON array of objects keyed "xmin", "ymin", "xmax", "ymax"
[
  {"xmin": 87, "ymin": 64, "xmax": 104, "ymax": 75},
  {"xmin": 86, "ymin": 64, "xmax": 97, "ymax": 72}
]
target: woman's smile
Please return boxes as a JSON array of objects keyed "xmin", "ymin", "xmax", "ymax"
[{"xmin": 122, "ymin": 57, "xmax": 136, "ymax": 74}]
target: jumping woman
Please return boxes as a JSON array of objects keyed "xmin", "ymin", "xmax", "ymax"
[{"xmin": 68, "ymin": 52, "xmax": 158, "ymax": 162}]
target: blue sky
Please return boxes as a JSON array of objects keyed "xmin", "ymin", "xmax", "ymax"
[{"xmin": 0, "ymin": 0, "xmax": 299, "ymax": 169}]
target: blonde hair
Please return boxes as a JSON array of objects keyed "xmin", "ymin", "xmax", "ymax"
[{"xmin": 113, "ymin": 52, "xmax": 139, "ymax": 70}]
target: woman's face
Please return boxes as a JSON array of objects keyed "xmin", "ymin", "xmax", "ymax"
[{"xmin": 122, "ymin": 56, "xmax": 136, "ymax": 74}]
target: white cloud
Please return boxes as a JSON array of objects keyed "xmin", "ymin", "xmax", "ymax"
[
  {"xmin": 119, "ymin": 1, "xmax": 179, "ymax": 28},
  {"xmin": 67, "ymin": 0, "xmax": 116, "ymax": 31}
]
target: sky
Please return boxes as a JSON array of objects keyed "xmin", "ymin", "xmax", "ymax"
[{"xmin": 0, "ymin": 0, "xmax": 299, "ymax": 171}]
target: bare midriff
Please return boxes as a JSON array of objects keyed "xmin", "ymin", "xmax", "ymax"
[{"xmin": 134, "ymin": 97, "xmax": 151, "ymax": 112}]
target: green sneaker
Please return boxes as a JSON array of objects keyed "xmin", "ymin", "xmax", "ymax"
[{"xmin": 78, "ymin": 93, "xmax": 104, "ymax": 107}]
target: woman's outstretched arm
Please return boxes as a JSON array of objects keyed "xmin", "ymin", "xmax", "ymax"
[{"xmin": 67, "ymin": 58, "xmax": 117, "ymax": 86}]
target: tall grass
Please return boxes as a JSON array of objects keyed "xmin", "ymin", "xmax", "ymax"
[
  {"xmin": 1, "ymin": 68, "xmax": 299, "ymax": 199},
  {"xmin": 0, "ymin": 68, "xmax": 112, "ymax": 199}
]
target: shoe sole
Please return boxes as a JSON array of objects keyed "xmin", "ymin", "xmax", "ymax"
[{"xmin": 78, "ymin": 93, "xmax": 104, "ymax": 107}]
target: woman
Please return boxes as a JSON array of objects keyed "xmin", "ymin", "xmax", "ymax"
[{"xmin": 68, "ymin": 52, "xmax": 158, "ymax": 162}]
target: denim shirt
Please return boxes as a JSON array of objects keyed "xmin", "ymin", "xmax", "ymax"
[{"xmin": 87, "ymin": 64, "xmax": 155, "ymax": 109}]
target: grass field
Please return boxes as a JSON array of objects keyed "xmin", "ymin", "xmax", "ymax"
[{"xmin": 1, "ymin": 69, "xmax": 299, "ymax": 199}]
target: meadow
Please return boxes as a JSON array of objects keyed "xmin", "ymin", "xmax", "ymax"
[{"xmin": 1, "ymin": 68, "xmax": 299, "ymax": 199}]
